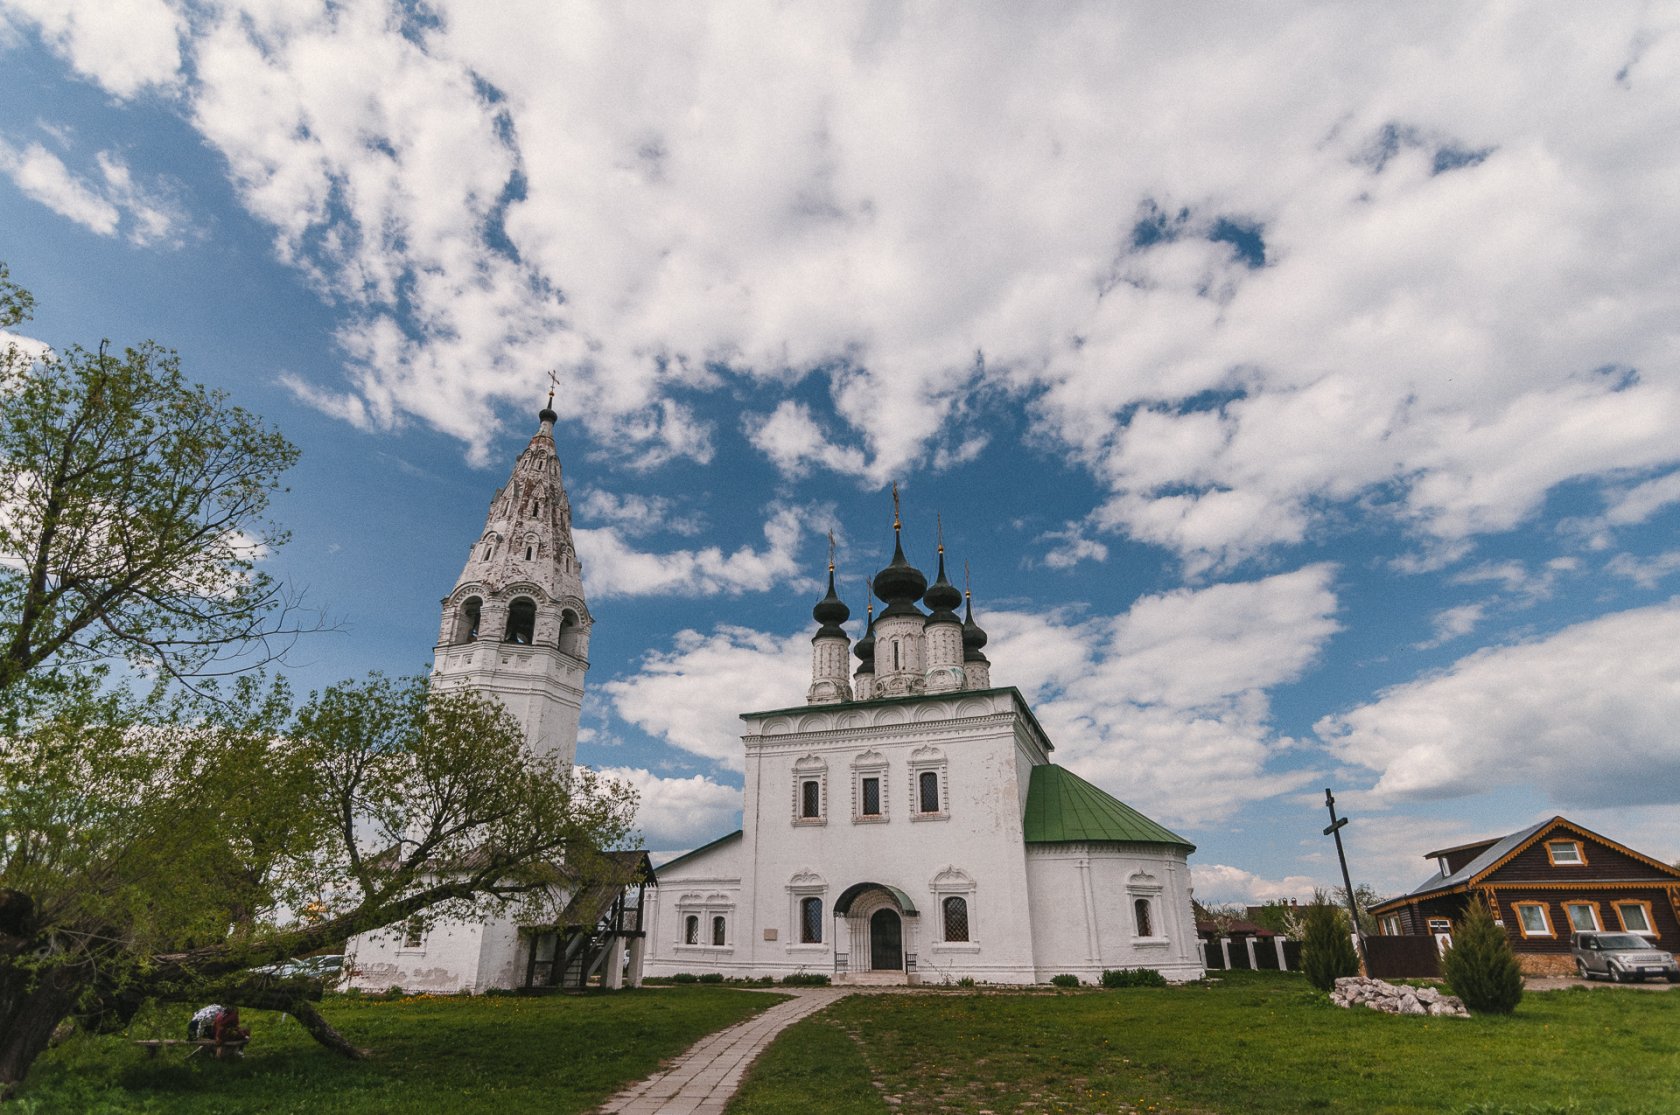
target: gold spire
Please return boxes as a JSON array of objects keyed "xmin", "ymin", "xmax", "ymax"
[
  {"xmin": 891, "ymin": 481, "xmax": 901, "ymax": 532},
  {"xmin": 937, "ymin": 512, "xmax": 945, "ymax": 554},
  {"xmin": 827, "ymin": 529, "xmax": 836, "ymax": 573}
]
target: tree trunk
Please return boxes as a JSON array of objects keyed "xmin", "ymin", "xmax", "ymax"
[
  {"xmin": 286, "ymin": 1000, "xmax": 368, "ymax": 1060},
  {"xmin": 0, "ymin": 965, "xmax": 82, "ymax": 1101}
]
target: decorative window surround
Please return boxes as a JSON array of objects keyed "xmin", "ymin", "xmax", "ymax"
[
  {"xmin": 930, "ymin": 865, "xmax": 978, "ymax": 949},
  {"xmin": 1613, "ymin": 900, "xmax": 1655, "ymax": 934},
  {"xmin": 788, "ymin": 870, "xmax": 828, "ymax": 948},
  {"xmin": 909, "ymin": 745, "xmax": 949, "ymax": 821},
  {"xmin": 793, "ymin": 755, "xmax": 828, "ymax": 825},
  {"xmin": 1127, "ymin": 871, "xmax": 1169, "ymax": 945},
  {"xmin": 1563, "ymin": 901, "xmax": 1601, "ymax": 933},
  {"xmin": 1513, "ymin": 901, "xmax": 1554, "ymax": 938},
  {"xmin": 1545, "ymin": 839, "xmax": 1587, "ymax": 866},
  {"xmin": 852, "ymin": 750, "xmax": 889, "ymax": 823}
]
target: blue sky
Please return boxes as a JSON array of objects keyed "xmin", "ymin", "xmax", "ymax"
[{"xmin": 4, "ymin": 2, "xmax": 1679, "ymax": 903}]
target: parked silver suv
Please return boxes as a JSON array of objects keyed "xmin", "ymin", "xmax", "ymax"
[{"xmin": 1571, "ymin": 931, "xmax": 1680, "ymax": 983}]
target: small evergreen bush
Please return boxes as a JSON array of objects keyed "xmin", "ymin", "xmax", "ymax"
[
  {"xmin": 697, "ymin": 972, "xmax": 724, "ymax": 984},
  {"xmin": 1101, "ymin": 967, "xmax": 1167, "ymax": 988},
  {"xmin": 1049, "ymin": 973, "xmax": 1081, "ymax": 988},
  {"xmin": 1442, "ymin": 895, "xmax": 1524, "ymax": 1014},
  {"xmin": 671, "ymin": 972, "xmax": 699, "ymax": 984},
  {"xmin": 1301, "ymin": 893, "xmax": 1360, "ymax": 992},
  {"xmin": 956, "ymin": 976, "xmax": 977, "ymax": 988},
  {"xmin": 780, "ymin": 972, "xmax": 831, "ymax": 986}
]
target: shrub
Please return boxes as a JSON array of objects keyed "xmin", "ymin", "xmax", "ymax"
[
  {"xmin": 781, "ymin": 972, "xmax": 831, "ymax": 986},
  {"xmin": 1442, "ymin": 895, "xmax": 1524, "ymax": 1014},
  {"xmin": 671, "ymin": 972, "xmax": 699, "ymax": 984},
  {"xmin": 698, "ymin": 972, "xmax": 724, "ymax": 984},
  {"xmin": 1101, "ymin": 967, "xmax": 1167, "ymax": 988},
  {"xmin": 956, "ymin": 976, "xmax": 976, "ymax": 988},
  {"xmin": 1049, "ymin": 973, "xmax": 1081, "ymax": 988},
  {"xmin": 1301, "ymin": 892, "xmax": 1360, "ymax": 992}
]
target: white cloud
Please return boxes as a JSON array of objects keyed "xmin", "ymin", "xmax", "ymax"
[
  {"xmin": 576, "ymin": 488, "xmax": 704, "ymax": 538},
  {"xmin": 14, "ymin": 2, "xmax": 1680, "ymax": 569},
  {"xmin": 0, "ymin": 138, "xmax": 186, "ymax": 245},
  {"xmin": 595, "ymin": 765, "xmax": 740, "ymax": 851},
  {"xmin": 1190, "ymin": 864, "xmax": 1318, "ymax": 907},
  {"xmin": 1317, "ymin": 601, "xmax": 1680, "ymax": 809},
  {"xmin": 2, "ymin": 0, "xmax": 181, "ymax": 96},
  {"xmin": 1418, "ymin": 603, "xmax": 1484, "ymax": 648},
  {"xmin": 1604, "ymin": 469, "xmax": 1680, "ymax": 526},
  {"xmin": 1605, "ymin": 549, "xmax": 1680, "ymax": 590},
  {"xmin": 0, "ymin": 138, "xmax": 117, "ymax": 234},
  {"xmin": 572, "ymin": 504, "xmax": 808, "ymax": 598},
  {"xmin": 601, "ymin": 625, "xmax": 810, "ymax": 771}
]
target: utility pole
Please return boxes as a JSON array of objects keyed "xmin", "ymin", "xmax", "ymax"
[{"xmin": 1322, "ymin": 788, "xmax": 1367, "ymax": 965}]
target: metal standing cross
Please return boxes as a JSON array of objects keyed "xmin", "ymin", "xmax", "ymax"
[{"xmin": 1323, "ymin": 788, "xmax": 1368, "ymax": 962}]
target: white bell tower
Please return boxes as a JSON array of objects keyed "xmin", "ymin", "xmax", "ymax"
[{"xmin": 431, "ymin": 397, "xmax": 591, "ymax": 763}]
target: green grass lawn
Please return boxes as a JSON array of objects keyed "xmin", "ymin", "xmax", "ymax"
[
  {"xmin": 12, "ymin": 986, "xmax": 781, "ymax": 1114},
  {"xmin": 729, "ymin": 972, "xmax": 1680, "ymax": 1115}
]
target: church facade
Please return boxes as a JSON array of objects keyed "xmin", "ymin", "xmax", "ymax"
[
  {"xmin": 644, "ymin": 518, "xmax": 1205, "ymax": 985},
  {"xmin": 344, "ymin": 402, "xmax": 638, "ymax": 994}
]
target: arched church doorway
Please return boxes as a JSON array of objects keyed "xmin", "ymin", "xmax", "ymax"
[{"xmin": 870, "ymin": 909, "xmax": 903, "ymax": 971}]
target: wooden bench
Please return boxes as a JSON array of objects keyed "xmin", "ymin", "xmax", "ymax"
[{"xmin": 133, "ymin": 1038, "xmax": 249, "ymax": 1060}]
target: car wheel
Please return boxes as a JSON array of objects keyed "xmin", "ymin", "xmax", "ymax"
[
  {"xmin": 1575, "ymin": 959, "xmax": 1591, "ymax": 980},
  {"xmin": 1610, "ymin": 965, "xmax": 1626, "ymax": 983}
]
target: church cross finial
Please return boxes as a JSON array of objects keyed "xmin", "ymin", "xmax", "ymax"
[
  {"xmin": 891, "ymin": 481, "xmax": 901, "ymax": 532},
  {"xmin": 545, "ymin": 369, "xmax": 559, "ymax": 411},
  {"xmin": 937, "ymin": 512, "xmax": 944, "ymax": 554},
  {"xmin": 964, "ymin": 559, "xmax": 971, "ymax": 599},
  {"xmin": 827, "ymin": 529, "xmax": 836, "ymax": 573}
]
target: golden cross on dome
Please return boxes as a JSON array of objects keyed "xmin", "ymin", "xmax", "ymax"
[
  {"xmin": 545, "ymin": 369, "xmax": 559, "ymax": 409},
  {"xmin": 891, "ymin": 481, "xmax": 901, "ymax": 531},
  {"xmin": 937, "ymin": 512, "xmax": 945, "ymax": 553},
  {"xmin": 827, "ymin": 529, "xmax": 836, "ymax": 572}
]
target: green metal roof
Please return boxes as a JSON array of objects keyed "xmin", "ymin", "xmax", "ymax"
[{"xmin": 1022, "ymin": 765, "xmax": 1195, "ymax": 852}]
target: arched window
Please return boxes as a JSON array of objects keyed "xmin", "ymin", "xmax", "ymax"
[
  {"xmin": 1134, "ymin": 898, "xmax": 1153, "ymax": 938},
  {"xmin": 942, "ymin": 896, "xmax": 969, "ymax": 943},
  {"xmin": 919, "ymin": 770, "xmax": 940, "ymax": 814},
  {"xmin": 505, "ymin": 597, "xmax": 536, "ymax": 644},
  {"xmin": 458, "ymin": 597, "xmax": 482, "ymax": 643},
  {"xmin": 800, "ymin": 897, "xmax": 823, "ymax": 943},
  {"xmin": 684, "ymin": 915, "xmax": 699, "ymax": 945},
  {"xmin": 712, "ymin": 915, "xmax": 726, "ymax": 946},
  {"xmin": 525, "ymin": 543, "xmax": 534, "ymax": 560},
  {"xmin": 801, "ymin": 779, "xmax": 821, "ymax": 819}
]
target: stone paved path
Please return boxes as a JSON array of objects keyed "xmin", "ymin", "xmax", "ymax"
[{"xmin": 595, "ymin": 987, "xmax": 849, "ymax": 1115}]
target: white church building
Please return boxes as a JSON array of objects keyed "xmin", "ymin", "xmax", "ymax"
[
  {"xmin": 346, "ymin": 402, "xmax": 1202, "ymax": 991},
  {"xmin": 644, "ymin": 513, "xmax": 1205, "ymax": 985},
  {"xmin": 344, "ymin": 400, "xmax": 651, "ymax": 994}
]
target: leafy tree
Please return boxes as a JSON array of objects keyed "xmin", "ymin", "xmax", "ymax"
[
  {"xmin": 0, "ymin": 672, "xmax": 637, "ymax": 1091},
  {"xmin": 0, "ymin": 268, "xmax": 639, "ymax": 1093},
  {"xmin": 1191, "ymin": 899, "xmax": 1248, "ymax": 936},
  {"xmin": 0, "ymin": 271, "xmax": 308, "ymax": 695},
  {"xmin": 1248, "ymin": 900, "xmax": 1306, "ymax": 938},
  {"xmin": 1331, "ymin": 882, "xmax": 1381, "ymax": 936},
  {"xmin": 1441, "ymin": 894, "xmax": 1523, "ymax": 1014},
  {"xmin": 1300, "ymin": 890, "xmax": 1360, "ymax": 991}
]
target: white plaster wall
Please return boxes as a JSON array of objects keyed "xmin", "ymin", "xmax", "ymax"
[
  {"xmin": 1025, "ymin": 845, "xmax": 1205, "ymax": 983},
  {"xmin": 346, "ymin": 913, "xmax": 490, "ymax": 994},
  {"xmin": 643, "ymin": 836, "xmax": 748, "ymax": 978}
]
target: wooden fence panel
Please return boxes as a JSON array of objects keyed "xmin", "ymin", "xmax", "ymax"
[{"xmin": 1365, "ymin": 935, "xmax": 1442, "ymax": 979}]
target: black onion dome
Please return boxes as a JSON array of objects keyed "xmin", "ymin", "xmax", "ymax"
[
  {"xmin": 812, "ymin": 565, "xmax": 850, "ymax": 639},
  {"xmin": 854, "ymin": 604, "xmax": 877, "ymax": 673},
  {"xmin": 962, "ymin": 592, "xmax": 990, "ymax": 663},
  {"xmin": 539, "ymin": 404, "xmax": 558, "ymax": 425},
  {"xmin": 873, "ymin": 532, "xmax": 927, "ymax": 618},
  {"xmin": 923, "ymin": 546, "xmax": 962, "ymax": 624}
]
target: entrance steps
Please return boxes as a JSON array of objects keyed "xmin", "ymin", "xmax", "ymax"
[{"xmin": 836, "ymin": 971, "xmax": 909, "ymax": 986}]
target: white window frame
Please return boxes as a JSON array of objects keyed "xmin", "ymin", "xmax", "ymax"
[
  {"xmin": 1127, "ymin": 879, "xmax": 1168, "ymax": 946},
  {"xmin": 929, "ymin": 865, "xmax": 979, "ymax": 951},
  {"xmin": 1563, "ymin": 901, "xmax": 1601, "ymax": 933},
  {"xmin": 787, "ymin": 871, "xmax": 828, "ymax": 951},
  {"xmin": 1545, "ymin": 839, "xmax": 1586, "ymax": 866},
  {"xmin": 1512, "ymin": 901, "xmax": 1554, "ymax": 938},
  {"xmin": 1613, "ymin": 900, "xmax": 1654, "ymax": 935},
  {"xmin": 1380, "ymin": 914, "xmax": 1402, "ymax": 937},
  {"xmin": 792, "ymin": 755, "xmax": 828, "ymax": 826},
  {"xmin": 852, "ymin": 750, "xmax": 889, "ymax": 823},
  {"xmin": 908, "ymin": 746, "xmax": 949, "ymax": 822}
]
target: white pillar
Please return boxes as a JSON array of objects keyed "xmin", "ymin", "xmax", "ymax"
[
  {"xmin": 626, "ymin": 937, "xmax": 646, "ymax": 988},
  {"xmin": 604, "ymin": 937, "xmax": 626, "ymax": 989}
]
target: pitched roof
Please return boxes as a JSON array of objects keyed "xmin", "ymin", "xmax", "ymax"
[
  {"xmin": 1371, "ymin": 815, "xmax": 1680, "ymax": 913},
  {"xmin": 653, "ymin": 829, "xmax": 743, "ymax": 875},
  {"xmin": 1022, "ymin": 764, "xmax": 1194, "ymax": 851}
]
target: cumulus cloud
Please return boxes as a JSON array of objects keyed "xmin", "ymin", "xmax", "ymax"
[
  {"xmin": 600, "ymin": 626, "xmax": 810, "ymax": 771},
  {"xmin": 8, "ymin": 3, "xmax": 1673, "ymax": 568},
  {"xmin": 0, "ymin": 138, "xmax": 186, "ymax": 245},
  {"xmin": 1317, "ymin": 601, "xmax": 1680, "ymax": 809},
  {"xmin": 1191, "ymin": 863, "xmax": 1318, "ymax": 907},
  {"xmin": 576, "ymin": 488, "xmax": 705, "ymax": 538},
  {"xmin": 595, "ymin": 765, "xmax": 741, "ymax": 852},
  {"xmin": 572, "ymin": 504, "xmax": 808, "ymax": 598}
]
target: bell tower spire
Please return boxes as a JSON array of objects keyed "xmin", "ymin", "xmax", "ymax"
[{"xmin": 432, "ymin": 395, "xmax": 592, "ymax": 762}]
